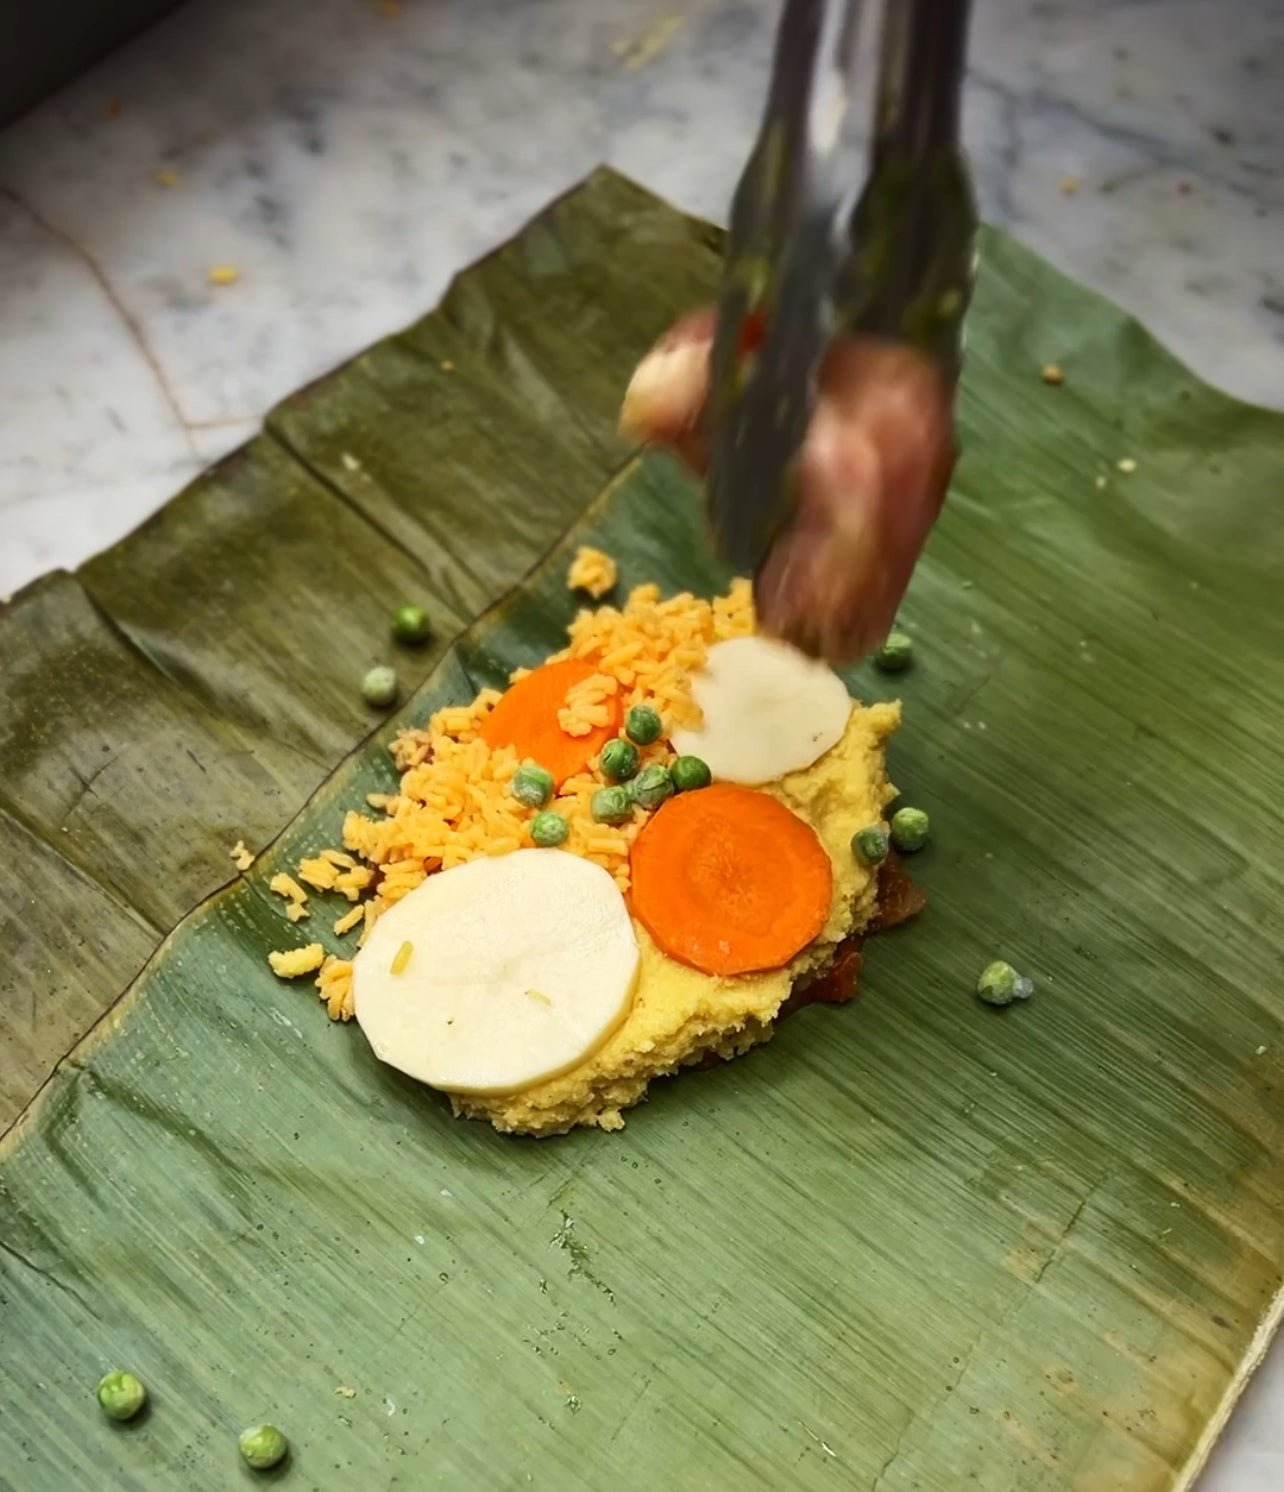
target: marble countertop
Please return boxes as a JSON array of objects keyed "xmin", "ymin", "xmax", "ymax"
[{"xmin": 0, "ymin": 0, "xmax": 1279, "ymax": 1483}]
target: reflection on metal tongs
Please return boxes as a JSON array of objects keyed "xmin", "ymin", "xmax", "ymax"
[{"xmin": 707, "ymin": 0, "xmax": 978, "ymax": 576}]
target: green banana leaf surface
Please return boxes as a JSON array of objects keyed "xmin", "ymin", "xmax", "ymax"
[{"xmin": 1, "ymin": 168, "xmax": 1281, "ymax": 1491}]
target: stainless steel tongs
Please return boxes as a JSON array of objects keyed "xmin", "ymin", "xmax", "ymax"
[{"xmin": 707, "ymin": 0, "xmax": 977, "ymax": 576}]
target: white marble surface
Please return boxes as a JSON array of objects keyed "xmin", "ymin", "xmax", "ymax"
[{"xmin": 0, "ymin": 0, "xmax": 1280, "ymax": 1482}]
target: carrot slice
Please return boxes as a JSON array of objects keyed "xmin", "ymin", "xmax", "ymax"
[
  {"xmin": 629, "ymin": 784, "xmax": 833, "ymax": 976},
  {"xmin": 479, "ymin": 658, "xmax": 622, "ymax": 787}
]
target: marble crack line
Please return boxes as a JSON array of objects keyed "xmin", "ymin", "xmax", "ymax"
[
  {"xmin": 966, "ymin": 70, "xmax": 1272, "ymax": 207},
  {"xmin": 0, "ymin": 185, "xmax": 199, "ymax": 457}
]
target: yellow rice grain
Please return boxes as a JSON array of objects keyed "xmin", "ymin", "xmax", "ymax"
[
  {"xmin": 333, "ymin": 866, "xmax": 375, "ymax": 901},
  {"xmin": 333, "ymin": 905, "xmax": 364, "ymax": 936},
  {"xmin": 567, "ymin": 545, "xmax": 619, "ymax": 599},
  {"xmin": 298, "ymin": 856, "xmax": 339, "ymax": 892},
  {"xmin": 230, "ymin": 839, "xmax": 255, "ymax": 871},
  {"xmin": 390, "ymin": 940, "xmax": 414, "ymax": 975},
  {"xmin": 554, "ymin": 578, "xmax": 754, "ymax": 726},
  {"xmin": 268, "ymin": 872, "xmax": 309, "ymax": 923},
  {"xmin": 269, "ymin": 943, "xmax": 325, "ymax": 979},
  {"xmin": 316, "ymin": 956, "xmax": 355, "ymax": 1021},
  {"xmin": 557, "ymin": 671, "xmax": 618, "ymax": 736}
]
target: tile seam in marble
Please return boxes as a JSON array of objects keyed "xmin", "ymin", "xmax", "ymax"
[
  {"xmin": 966, "ymin": 69, "xmax": 1274, "ymax": 208},
  {"xmin": 0, "ymin": 184, "xmax": 200, "ymax": 458}
]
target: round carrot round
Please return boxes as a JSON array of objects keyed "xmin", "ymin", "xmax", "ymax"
[
  {"xmin": 479, "ymin": 658, "xmax": 622, "ymax": 787},
  {"xmin": 629, "ymin": 784, "xmax": 833, "ymax": 976}
]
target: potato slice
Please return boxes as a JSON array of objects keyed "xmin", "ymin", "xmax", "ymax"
[
  {"xmin": 354, "ymin": 850, "xmax": 639, "ymax": 1095},
  {"xmin": 670, "ymin": 635, "xmax": 852, "ymax": 785}
]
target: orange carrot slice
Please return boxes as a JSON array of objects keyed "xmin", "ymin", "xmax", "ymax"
[
  {"xmin": 629, "ymin": 784, "xmax": 833, "ymax": 976},
  {"xmin": 479, "ymin": 658, "xmax": 622, "ymax": 787}
]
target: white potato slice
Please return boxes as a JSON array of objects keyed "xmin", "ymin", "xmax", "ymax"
[
  {"xmin": 670, "ymin": 635, "xmax": 852, "ymax": 785},
  {"xmin": 353, "ymin": 850, "xmax": 639, "ymax": 1096}
]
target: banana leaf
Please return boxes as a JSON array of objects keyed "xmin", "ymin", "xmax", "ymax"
[{"xmin": 1, "ymin": 168, "xmax": 1281, "ymax": 1491}]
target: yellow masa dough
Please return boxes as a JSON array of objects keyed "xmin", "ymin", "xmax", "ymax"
[{"xmin": 452, "ymin": 700, "xmax": 900, "ymax": 1135}]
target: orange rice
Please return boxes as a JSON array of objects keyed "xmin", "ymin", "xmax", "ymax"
[{"xmin": 557, "ymin": 670, "xmax": 619, "ymax": 735}]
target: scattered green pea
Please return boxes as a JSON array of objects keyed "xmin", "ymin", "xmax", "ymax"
[
  {"xmin": 238, "ymin": 1424, "xmax": 289, "ymax": 1471},
  {"xmin": 599, "ymin": 738, "xmax": 640, "ymax": 782},
  {"xmin": 530, "ymin": 810, "xmax": 569, "ymax": 847},
  {"xmin": 591, "ymin": 786, "xmax": 633, "ymax": 824},
  {"xmin": 511, "ymin": 762, "xmax": 555, "ymax": 809},
  {"xmin": 874, "ymin": 629, "xmax": 914, "ymax": 673},
  {"xmin": 391, "ymin": 603, "xmax": 431, "ymax": 646},
  {"xmin": 670, "ymin": 755, "xmax": 712, "ymax": 792},
  {"xmin": 976, "ymin": 960, "xmax": 1034, "ymax": 1007},
  {"xmin": 889, "ymin": 806, "xmax": 930, "ymax": 852},
  {"xmin": 851, "ymin": 825, "xmax": 889, "ymax": 866},
  {"xmin": 624, "ymin": 704, "xmax": 662, "ymax": 746},
  {"xmin": 631, "ymin": 763, "xmax": 674, "ymax": 810},
  {"xmin": 361, "ymin": 665, "xmax": 398, "ymax": 709},
  {"xmin": 97, "ymin": 1370, "xmax": 147, "ymax": 1422}
]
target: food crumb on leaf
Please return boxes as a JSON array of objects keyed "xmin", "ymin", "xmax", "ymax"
[
  {"xmin": 334, "ymin": 904, "xmax": 364, "ymax": 936},
  {"xmin": 269, "ymin": 871, "xmax": 310, "ymax": 922},
  {"xmin": 568, "ymin": 545, "xmax": 619, "ymax": 599},
  {"xmin": 269, "ymin": 944, "xmax": 326, "ymax": 979}
]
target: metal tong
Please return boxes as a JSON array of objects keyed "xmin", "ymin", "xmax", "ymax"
[{"xmin": 707, "ymin": 0, "xmax": 977, "ymax": 577}]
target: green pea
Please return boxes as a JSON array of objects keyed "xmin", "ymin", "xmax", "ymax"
[
  {"xmin": 391, "ymin": 603, "xmax": 431, "ymax": 646},
  {"xmin": 670, "ymin": 755, "xmax": 711, "ymax": 792},
  {"xmin": 624, "ymin": 704, "xmax": 662, "ymax": 745},
  {"xmin": 361, "ymin": 665, "xmax": 398, "ymax": 709},
  {"xmin": 874, "ymin": 629, "xmax": 914, "ymax": 673},
  {"xmin": 599, "ymin": 738, "xmax": 640, "ymax": 782},
  {"xmin": 591, "ymin": 786, "xmax": 633, "ymax": 824},
  {"xmin": 976, "ymin": 960, "xmax": 1033, "ymax": 1007},
  {"xmin": 511, "ymin": 762, "xmax": 555, "ymax": 808},
  {"xmin": 238, "ymin": 1424, "xmax": 289, "ymax": 1471},
  {"xmin": 631, "ymin": 763, "xmax": 674, "ymax": 810},
  {"xmin": 851, "ymin": 825, "xmax": 889, "ymax": 865},
  {"xmin": 530, "ymin": 811, "xmax": 569, "ymax": 847},
  {"xmin": 97, "ymin": 1370, "xmax": 147, "ymax": 1422},
  {"xmin": 889, "ymin": 806, "xmax": 930, "ymax": 852}
]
